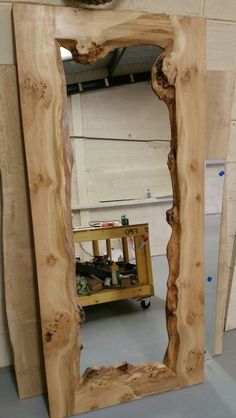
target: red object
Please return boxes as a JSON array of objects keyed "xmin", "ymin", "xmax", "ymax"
[{"xmin": 100, "ymin": 221, "xmax": 114, "ymax": 227}]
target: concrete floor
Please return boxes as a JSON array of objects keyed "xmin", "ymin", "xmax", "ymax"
[{"xmin": 0, "ymin": 214, "xmax": 236, "ymax": 418}]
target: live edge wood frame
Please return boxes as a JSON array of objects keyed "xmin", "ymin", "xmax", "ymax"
[{"xmin": 13, "ymin": 4, "xmax": 206, "ymax": 418}]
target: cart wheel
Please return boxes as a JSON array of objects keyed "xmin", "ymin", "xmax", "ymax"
[{"xmin": 140, "ymin": 299, "xmax": 151, "ymax": 310}]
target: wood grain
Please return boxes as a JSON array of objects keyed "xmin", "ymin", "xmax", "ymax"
[
  {"xmin": 214, "ymin": 104, "xmax": 236, "ymax": 351},
  {"xmin": 152, "ymin": 50, "xmax": 180, "ymax": 373},
  {"xmin": 152, "ymin": 16, "xmax": 206, "ymax": 383},
  {"xmin": 13, "ymin": 5, "xmax": 81, "ymax": 417},
  {"xmin": 74, "ymin": 361, "xmax": 179, "ymax": 414},
  {"xmin": 173, "ymin": 16, "xmax": 205, "ymax": 386},
  {"xmin": 14, "ymin": 4, "xmax": 206, "ymax": 416},
  {"xmin": 225, "ymin": 234, "xmax": 236, "ymax": 331},
  {"xmin": 122, "ymin": 237, "xmax": 129, "ymax": 263},
  {"xmin": 0, "ymin": 65, "xmax": 45, "ymax": 397},
  {"xmin": 78, "ymin": 284, "xmax": 154, "ymax": 307},
  {"xmin": 224, "ymin": 123, "xmax": 236, "ymax": 332},
  {"xmin": 214, "ymin": 177, "xmax": 229, "ymax": 354},
  {"xmin": 55, "ymin": 7, "xmax": 173, "ymax": 58}
]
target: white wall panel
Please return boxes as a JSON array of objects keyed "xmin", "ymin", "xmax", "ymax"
[
  {"xmin": 92, "ymin": 0, "xmax": 204, "ymax": 16},
  {"xmin": 204, "ymin": 0, "xmax": 236, "ymax": 22},
  {"xmin": 80, "ymin": 82, "xmax": 171, "ymax": 141},
  {"xmin": 71, "ymin": 139, "xmax": 79, "ymax": 208},
  {"xmin": 84, "ymin": 139, "xmax": 171, "ymax": 202},
  {"xmin": 207, "ymin": 21, "xmax": 236, "ymax": 70},
  {"xmin": 205, "ymin": 164, "xmax": 225, "ymax": 214}
]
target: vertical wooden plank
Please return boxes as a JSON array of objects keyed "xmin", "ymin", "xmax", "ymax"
[
  {"xmin": 225, "ymin": 234, "xmax": 236, "ymax": 331},
  {"xmin": 122, "ymin": 237, "xmax": 129, "ymax": 263},
  {"xmin": 106, "ymin": 239, "xmax": 112, "ymax": 260},
  {"xmin": 214, "ymin": 179, "xmax": 228, "ymax": 354},
  {"xmin": 134, "ymin": 236, "xmax": 148, "ymax": 285},
  {"xmin": 174, "ymin": 16, "xmax": 205, "ymax": 385},
  {"xmin": 214, "ymin": 120, "xmax": 236, "ymax": 350},
  {"xmin": 0, "ymin": 65, "xmax": 44, "ymax": 397},
  {"xmin": 161, "ymin": 16, "xmax": 206, "ymax": 385},
  {"xmin": 144, "ymin": 237, "xmax": 154, "ymax": 287},
  {"xmin": 92, "ymin": 240, "xmax": 99, "ymax": 256},
  {"xmin": 13, "ymin": 5, "xmax": 81, "ymax": 418},
  {"xmin": 224, "ymin": 123, "xmax": 236, "ymax": 332},
  {"xmin": 0, "ymin": 171, "xmax": 13, "ymax": 369}
]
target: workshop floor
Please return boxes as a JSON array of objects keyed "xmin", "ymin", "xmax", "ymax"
[{"xmin": 1, "ymin": 214, "xmax": 236, "ymax": 418}]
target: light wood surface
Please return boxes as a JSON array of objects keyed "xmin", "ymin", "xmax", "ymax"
[
  {"xmin": 74, "ymin": 224, "xmax": 149, "ymax": 242},
  {"xmin": 134, "ymin": 236, "xmax": 149, "ymax": 285},
  {"xmin": 14, "ymin": 4, "xmax": 206, "ymax": 416},
  {"xmin": 173, "ymin": 17, "xmax": 205, "ymax": 385},
  {"xmin": 0, "ymin": 65, "xmax": 45, "ymax": 397},
  {"xmin": 122, "ymin": 237, "xmax": 129, "ymax": 263},
  {"xmin": 92, "ymin": 240, "xmax": 99, "ymax": 256},
  {"xmin": 106, "ymin": 239, "xmax": 112, "ymax": 259},
  {"xmin": 225, "ymin": 234, "xmax": 236, "ymax": 330},
  {"xmin": 55, "ymin": 7, "xmax": 173, "ymax": 54},
  {"xmin": 13, "ymin": 5, "xmax": 81, "ymax": 417},
  {"xmin": 74, "ymin": 361, "xmax": 179, "ymax": 414},
  {"xmin": 152, "ymin": 16, "xmax": 205, "ymax": 383},
  {"xmin": 214, "ymin": 92, "xmax": 236, "ymax": 351},
  {"xmin": 214, "ymin": 178, "xmax": 228, "ymax": 354},
  {"xmin": 224, "ymin": 121, "xmax": 236, "ymax": 332},
  {"xmin": 78, "ymin": 284, "xmax": 154, "ymax": 307}
]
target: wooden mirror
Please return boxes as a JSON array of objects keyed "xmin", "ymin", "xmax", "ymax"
[{"xmin": 13, "ymin": 4, "xmax": 206, "ymax": 417}]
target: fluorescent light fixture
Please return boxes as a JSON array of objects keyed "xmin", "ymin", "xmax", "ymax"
[{"xmin": 60, "ymin": 47, "xmax": 72, "ymax": 61}]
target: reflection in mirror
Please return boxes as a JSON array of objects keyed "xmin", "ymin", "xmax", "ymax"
[{"xmin": 61, "ymin": 44, "xmax": 218, "ymax": 371}]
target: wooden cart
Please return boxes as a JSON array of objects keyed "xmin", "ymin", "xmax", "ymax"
[{"xmin": 74, "ymin": 223, "xmax": 154, "ymax": 307}]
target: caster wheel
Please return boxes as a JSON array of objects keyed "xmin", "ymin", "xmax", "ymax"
[{"xmin": 140, "ymin": 299, "xmax": 151, "ymax": 310}]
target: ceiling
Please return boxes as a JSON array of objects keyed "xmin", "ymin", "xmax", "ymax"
[{"xmin": 62, "ymin": 45, "xmax": 163, "ymax": 86}]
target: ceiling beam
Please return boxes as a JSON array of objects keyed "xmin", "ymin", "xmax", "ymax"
[{"xmin": 108, "ymin": 47, "xmax": 126, "ymax": 76}]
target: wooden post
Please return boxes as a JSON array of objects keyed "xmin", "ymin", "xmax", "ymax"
[
  {"xmin": 122, "ymin": 237, "xmax": 129, "ymax": 263},
  {"xmin": 134, "ymin": 236, "xmax": 148, "ymax": 285},
  {"xmin": 92, "ymin": 240, "xmax": 99, "ymax": 257},
  {"xmin": 106, "ymin": 239, "xmax": 112, "ymax": 260}
]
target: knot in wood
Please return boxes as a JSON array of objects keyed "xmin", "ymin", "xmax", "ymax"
[
  {"xmin": 72, "ymin": 41, "xmax": 105, "ymax": 64},
  {"xmin": 117, "ymin": 362, "xmax": 133, "ymax": 373},
  {"xmin": 151, "ymin": 54, "xmax": 175, "ymax": 105},
  {"xmin": 46, "ymin": 254, "xmax": 57, "ymax": 267},
  {"xmin": 166, "ymin": 206, "xmax": 179, "ymax": 225},
  {"xmin": 186, "ymin": 310, "xmax": 196, "ymax": 325},
  {"xmin": 23, "ymin": 76, "xmax": 48, "ymax": 100},
  {"xmin": 186, "ymin": 350, "xmax": 204, "ymax": 375}
]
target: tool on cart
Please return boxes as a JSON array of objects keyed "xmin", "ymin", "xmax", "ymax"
[
  {"xmin": 89, "ymin": 220, "xmax": 122, "ymax": 228},
  {"xmin": 111, "ymin": 261, "xmax": 119, "ymax": 285},
  {"xmin": 74, "ymin": 223, "xmax": 154, "ymax": 309},
  {"xmin": 121, "ymin": 215, "xmax": 129, "ymax": 226},
  {"xmin": 76, "ymin": 256, "xmax": 138, "ymax": 292}
]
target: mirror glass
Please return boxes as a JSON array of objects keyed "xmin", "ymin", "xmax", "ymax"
[{"xmin": 61, "ymin": 44, "xmax": 222, "ymax": 369}]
